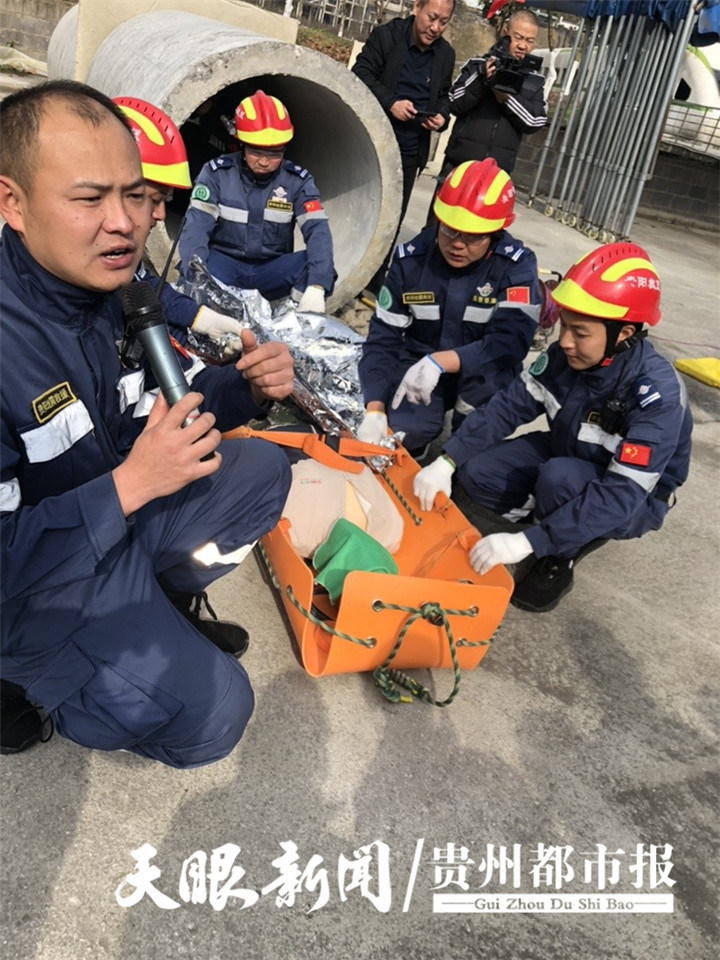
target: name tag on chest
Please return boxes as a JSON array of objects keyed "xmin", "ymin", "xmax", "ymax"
[{"xmin": 402, "ymin": 292, "xmax": 435, "ymax": 305}]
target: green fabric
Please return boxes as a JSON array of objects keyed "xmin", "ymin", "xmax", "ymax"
[{"xmin": 313, "ymin": 518, "xmax": 398, "ymax": 604}]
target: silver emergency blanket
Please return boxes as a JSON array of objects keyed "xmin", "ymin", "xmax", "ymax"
[{"xmin": 175, "ymin": 259, "xmax": 402, "ymax": 467}]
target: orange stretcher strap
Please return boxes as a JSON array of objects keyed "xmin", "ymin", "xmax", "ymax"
[{"xmin": 222, "ymin": 426, "xmax": 401, "ymax": 475}]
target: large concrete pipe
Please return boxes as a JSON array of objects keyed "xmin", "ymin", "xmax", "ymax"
[{"xmin": 47, "ymin": 8, "xmax": 402, "ymax": 310}]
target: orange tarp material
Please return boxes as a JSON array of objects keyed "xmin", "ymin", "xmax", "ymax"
[
  {"xmin": 223, "ymin": 425, "xmax": 397, "ymax": 474},
  {"xmin": 250, "ymin": 443, "xmax": 514, "ymax": 679}
]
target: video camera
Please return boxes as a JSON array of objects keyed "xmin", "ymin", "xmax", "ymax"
[{"xmin": 487, "ymin": 36, "xmax": 543, "ymax": 96}]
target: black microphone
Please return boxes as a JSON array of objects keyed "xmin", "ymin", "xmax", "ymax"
[
  {"xmin": 121, "ymin": 282, "xmax": 213, "ymax": 460},
  {"xmin": 121, "ymin": 281, "xmax": 192, "ymax": 407}
]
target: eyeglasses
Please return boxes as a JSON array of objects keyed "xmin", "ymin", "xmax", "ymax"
[
  {"xmin": 438, "ymin": 223, "xmax": 492, "ymax": 245},
  {"xmin": 244, "ymin": 146, "xmax": 285, "ymax": 161}
]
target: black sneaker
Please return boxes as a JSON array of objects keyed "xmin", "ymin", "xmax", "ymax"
[
  {"xmin": 0, "ymin": 679, "xmax": 52, "ymax": 755},
  {"xmin": 166, "ymin": 591, "xmax": 250, "ymax": 659},
  {"xmin": 510, "ymin": 556, "xmax": 575, "ymax": 613}
]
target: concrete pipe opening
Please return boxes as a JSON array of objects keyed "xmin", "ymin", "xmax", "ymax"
[{"xmin": 48, "ymin": 9, "xmax": 402, "ymax": 311}]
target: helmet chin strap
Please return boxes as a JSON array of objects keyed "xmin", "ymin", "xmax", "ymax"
[
  {"xmin": 583, "ymin": 324, "xmax": 646, "ymax": 371},
  {"xmin": 597, "ymin": 323, "xmax": 647, "ymax": 368}
]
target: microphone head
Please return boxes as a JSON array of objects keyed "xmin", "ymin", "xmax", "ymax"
[{"xmin": 121, "ymin": 281, "xmax": 165, "ymax": 333}]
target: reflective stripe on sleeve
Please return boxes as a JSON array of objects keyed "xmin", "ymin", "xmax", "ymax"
[
  {"xmin": 495, "ymin": 300, "xmax": 541, "ymax": 321},
  {"xmin": 21, "ymin": 401, "xmax": 94, "ymax": 463},
  {"xmin": 376, "ymin": 306, "xmax": 411, "ymax": 329},
  {"xmin": 0, "ymin": 478, "xmax": 21, "ymax": 513},
  {"xmin": 607, "ymin": 459, "xmax": 660, "ymax": 492},
  {"xmin": 190, "ymin": 199, "xmax": 219, "ymax": 219},
  {"xmin": 578, "ymin": 421, "xmax": 622, "ymax": 454},
  {"xmin": 296, "ymin": 210, "xmax": 328, "ymax": 226},
  {"xmin": 520, "ymin": 369, "xmax": 561, "ymax": 419}
]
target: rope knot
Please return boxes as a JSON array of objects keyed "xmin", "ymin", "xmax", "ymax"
[{"xmin": 419, "ymin": 601, "xmax": 445, "ymax": 626}]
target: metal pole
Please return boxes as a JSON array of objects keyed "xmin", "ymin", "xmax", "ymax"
[
  {"xmin": 543, "ymin": 17, "xmax": 602, "ymax": 216},
  {"xmin": 528, "ymin": 19, "xmax": 587, "ymax": 206},
  {"xmin": 562, "ymin": 14, "xmax": 636, "ymax": 227},
  {"xmin": 554, "ymin": 14, "xmax": 614, "ymax": 219},
  {"xmin": 579, "ymin": 16, "xmax": 649, "ymax": 234},
  {"xmin": 622, "ymin": 2, "xmax": 697, "ymax": 236},
  {"xmin": 603, "ymin": 19, "xmax": 674, "ymax": 238}
]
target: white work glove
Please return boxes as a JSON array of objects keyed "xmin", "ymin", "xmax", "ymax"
[
  {"xmin": 192, "ymin": 306, "xmax": 244, "ymax": 357},
  {"xmin": 297, "ymin": 285, "xmax": 326, "ymax": 314},
  {"xmin": 357, "ymin": 410, "xmax": 388, "ymax": 444},
  {"xmin": 392, "ymin": 355, "xmax": 444, "ymax": 408},
  {"xmin": 469, "ymin": 532, "xmax": 534, "ymax": 575},
  {"xmin": 413, "ymin": 455, "xmax": 455, "ymax": 512}
]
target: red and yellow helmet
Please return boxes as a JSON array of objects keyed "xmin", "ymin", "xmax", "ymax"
[
  {"xmin": 234, "ymin": 90, "xmax": 294, "ymax": 148},
  {"xmin": 433, "ymin": 159, "xmax": 516, "ymax": 234},
  {"xmin": 113, "ymin": 97, "xmax": 191, "ymax": 189},
  {"xmin": 551, "ymin": 243, "xmax": 661, "ymax": 326}
]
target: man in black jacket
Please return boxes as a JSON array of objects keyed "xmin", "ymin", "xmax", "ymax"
[
  {"xmin": 353, "ymin": 0, "xmax": 456, "ymax": 289},
  {"xmin": 441, "ymin": 9, "xmax": 546, "ymax": 177}
]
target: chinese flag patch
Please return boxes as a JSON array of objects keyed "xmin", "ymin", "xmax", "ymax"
[
  {"xmin": 619, "ymin": 442, "xmax": 652, "ymax": 466},
  {"xmin": 303, "ymin": 200, "xmax": 322, "ymax": 213},
  {"xmin": 507, "ymin": 286, "xmax": 530, "ymax": 304}
]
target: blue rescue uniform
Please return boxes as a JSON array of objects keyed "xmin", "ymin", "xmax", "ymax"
[
  {"xmin": 0, "ymin": 225, "xmax": 290, "ymax": 768},
  {"xmin": 359, "ymin": 226, "xmax": 541, "ymax": 449},
  {"xmin": 444, "ymin": 339, "xmax": 693, "ymax": 558},
  {"xmin": 177, "ymin": 154, "xmax": 335, "ymax": 299}
]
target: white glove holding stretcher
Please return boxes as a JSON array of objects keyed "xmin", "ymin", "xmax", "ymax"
[
  {"xmin": 192, "ymin": 306, "xmax": 244, "ymax": 358},
  {"xmin": 413, "ymin": 455, "xmax": 455, "ymax": 511},
  {"xmin": 469, "ymin": 532, "xmax": 534, "ymax": 575}
]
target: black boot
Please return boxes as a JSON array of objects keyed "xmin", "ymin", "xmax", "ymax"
[
  {"xmin": 0, "ymin": 679, "xmax": 52, "ymax": 755},
  {"xmin": 510, "ymin": 556, "xmax": 575, "ymax": 613},
  {"xmin": 166, "ymin": 591, "xmax": 249, "ymax": 659}
]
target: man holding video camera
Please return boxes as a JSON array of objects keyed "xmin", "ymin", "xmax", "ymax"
[{"xmin": 440, "ymin": 9, "xmax": 547, "ymax": 177}]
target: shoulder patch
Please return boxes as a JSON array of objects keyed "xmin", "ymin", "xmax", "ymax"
[
  {"xmin": 506, "ymin": 286, "xmax": 531, "ymax": 304},
  {"xmin": 618, "ymin": 442, "xmax": 652, "ymax": 467},
  {"xmin": 290, "ymin": 164, "xmax": 309, "ymax": 179},
  {"xmin": 633, "ymin": 377, "xmax": 662, "ymax": 408},
  {"xmin": 209, "ymin": 156, "xmax": 232, "ymax": 171},
  {"xmin": 529, "ymin": 351, "xmax": 549, "ymax": 377},
  {"xmin": 377, "ymin": 285, "xmax": 393, "ymax": 310},
  {"xmin": 191, "ymin": 183, "xmax": 211, "ymax": 202},
  {"xmin": 396, "ymin": 239, "xmax": 423, "ymax": 259},
  {"xmin": 496, "ymin": 241, "xmax": 525, "ymax": 262}
]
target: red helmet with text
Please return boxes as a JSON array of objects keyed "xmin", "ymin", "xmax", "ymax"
[
  {"xmin": 234, "ymin": 90, "xmax": 294, "ymax": 148},
  {"xmin": 113, "ymin": 97, "xmax": 191, "ymax": 189},
  {"xmin": 433, "ymin": 159, "xmax": 516, "ymax": 233},
  {"xmin": 551, "ymin": 243, "xmax": 661, "ymax": 326}
]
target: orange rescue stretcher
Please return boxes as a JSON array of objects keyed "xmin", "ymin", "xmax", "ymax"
[{"xmin": 223, "ymin": 426, "xmax": 514, "ymax": 706}]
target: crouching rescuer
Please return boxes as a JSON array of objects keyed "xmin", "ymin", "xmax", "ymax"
[
  {"xmin": 0, "ymin": 81, "xmax": 294, "ymax": 763},
  {"xmin": 413, "ymin": 243, "xmax": 693, "ymax": 612}
]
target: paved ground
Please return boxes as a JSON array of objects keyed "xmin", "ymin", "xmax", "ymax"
[{"xmin": 2, "ymin": 173, "xmax": 718, "ymax": 960}]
